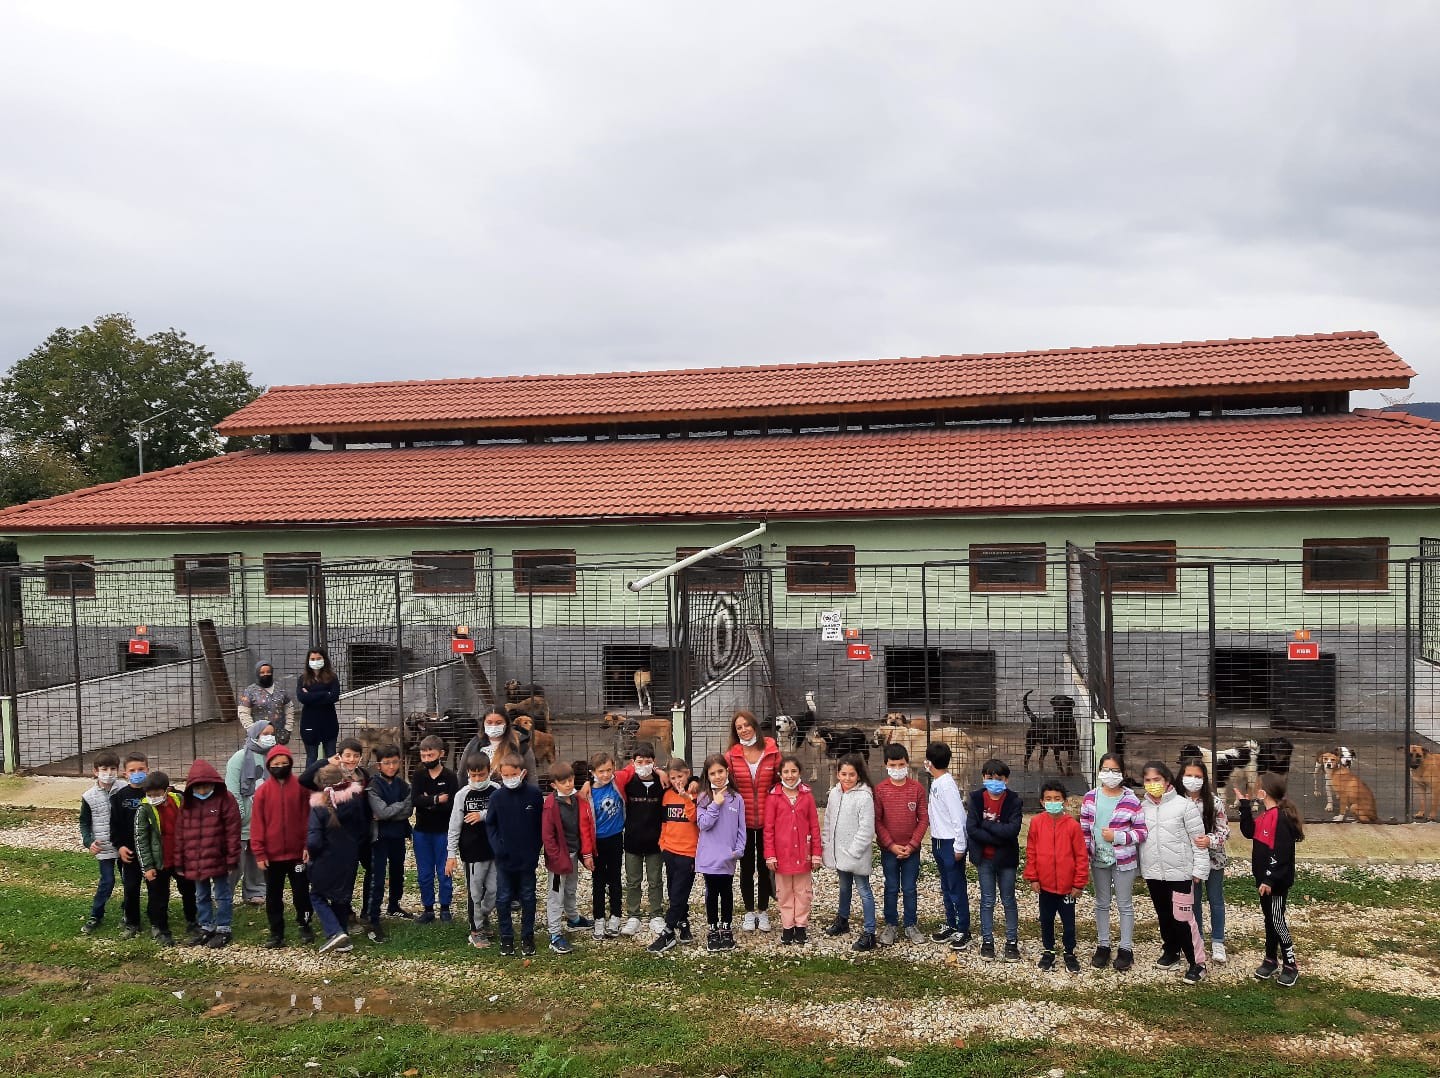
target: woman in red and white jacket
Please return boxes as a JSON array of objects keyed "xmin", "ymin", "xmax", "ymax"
[
  {"xmin": 725, "ymin": 709, "xmax": 782, "ymax": 932},
  {"xmin": 763, "ymin": 755, "xmax": 823, "ymax": 945}
]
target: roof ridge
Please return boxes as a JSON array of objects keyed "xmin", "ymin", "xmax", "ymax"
[
  {"xmin": 1355, "ymin": 406, "xmax": 1440, "ymax": 430},
  {"xmin": 0, "ymin": 449, "xmax": 261, "ymax": 522}
]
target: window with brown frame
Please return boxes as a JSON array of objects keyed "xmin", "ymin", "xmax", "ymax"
[
  {"xmin": 173, "ymin": 554, "xmax": 233, "ymax": 596},
  {"xmin": 969, "ymin": 544, "xmax": 1047, "ymax": 592},
  {"xmin": 1095, "ymin": 541, "xmax": 1177, "ymax": 593},
  {"xmin": 675, "ymin": 547, "xmax": 746, "ymax": 591},
  {"xmin": 513, "ymin": 549, "xmax": 577, "ymax": 593},
  {"xmin": 412, "ymin": 550, "xmax": 476, "ymax": 594},
  {"xmin": 1303, "ymin": 538, "xmax": 1388, "ymax": 591},
  {"xmin": 786, "ymin": 545, "xmax": 856, "ymax": 593},
  {"xmin": 44, "ymin": 555, "xmax": 96, "ymax": 598},
  {"xmin": 263, "ymin": 552, "xmax": 321, "ymax": 596}
]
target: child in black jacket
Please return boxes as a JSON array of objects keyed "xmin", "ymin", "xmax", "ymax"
[
  {"xmin": 965, "ymin": 758, "xmax": 1024, "ymax": 961},
  {"xmin": 1239, "ymin": 773, "xmax": 1304, "ymax": 987},
  {"xmin": 485, "ymin": 753, "xmax": 545, "ymax": 957},
  {"xmin": 365, "ymin": 745, "xmax": 413, "ymax": 941},
  {"xmin": 411, "ymin": 735, "xmax": 460, "ymax": 923}
]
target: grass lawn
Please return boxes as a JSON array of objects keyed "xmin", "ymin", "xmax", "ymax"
[{"xmin": 2, "ymin": 807, "xmax": 1439, "ymax": 1077}]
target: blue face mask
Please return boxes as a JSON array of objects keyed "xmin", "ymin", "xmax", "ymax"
[
  {"xmin": 193, "ymin": 788, "xmax": 214, "ymax": 800},
  {"xmin": 128, "ymin": 771, "xmax": 148, "ymax": 785},
  {"xmin": 983, "ymin": 779, "xmax": 1007, "ymax": 796},
  {"xmin": 1043, "ymin": 800, "xmax": 1065, "ymax": 815}
]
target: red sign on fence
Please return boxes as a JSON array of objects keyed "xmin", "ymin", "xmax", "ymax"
[
  {"xmin": 1287, "ymin": 642, "xmax": 1319, "ymax": 661},
  {"xmin": 128, "ymin": 639, "xmax": 151, "ymax": 656},
  {"xmin": 451, "ymin": 637, "xmax": 476, "ymax": 655},
  {"xmin": 847, "ymin": 643, "xmax": 872, "ymax": 661}
]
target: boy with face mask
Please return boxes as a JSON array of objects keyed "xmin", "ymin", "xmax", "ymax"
[
  {"xmin": 965, "ymin": 758, "xmax": 1023, "ymax": 961},
  {"xmin": 1023, "ymin": 781, "xmax": 1089, "ymax": 973},
  {"xmin": 135, "ymin": 770, "xmax": 199, "ymax": 946},
  {"xmin": 411, "ymin": 735, "xmax": 459, "ymax": 923},
  {"xmin": 176, "ymin": 759, "xmax": 242, "ymax": 948},
  {"xmin": 110, "ymin": 751, "xmax": 151, "ymax": 939},
  {"xmin": 616, "ymin": 743, "xmax": 667, "ymax": 939},
  {"xmin": 484, "ymin": 754, "xmax": 545, "ymax": 957},
  {"xmin": 79, "ymin": 751, "xmax": 121, "ymax": 935},
  {"xmin": 541, "ymin": 761, "xmax": 596, "ymax": 953},
  {"xmin": 250, "ymin": 743, "xmax": 316, "ymax": 948},
  {"xmin": 446, "ymin": 753, "xmax": 498, "ymax": 948},
  {"xmin": 874, "ymin": 744, "xmax": 928, "ymax": 947}
]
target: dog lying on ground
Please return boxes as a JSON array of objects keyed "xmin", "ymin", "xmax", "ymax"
[
  {"xmin": 1409, "ymin": 744, "xmax": 1440, "ymax": 822},
  {"xmin": 1316, "ymin": 748, "xmax": 1379, "ymax": 822}
]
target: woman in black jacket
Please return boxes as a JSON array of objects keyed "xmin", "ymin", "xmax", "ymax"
[
  {"xmin": 1238, "ymin": 772, "xmax": 1305, "ymax": 987},
  {"xmin": 297, "ymin": 647, "xmax": 341, "ymax": 769}
]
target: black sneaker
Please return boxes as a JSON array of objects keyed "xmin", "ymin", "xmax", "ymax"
[
  {"xmin": 706, "ymin": 927, "xmax": 723, "ymax": 952},
  {"xmin": 263, "ymin": 933, "xmax": 286, "ymax": 949},
  {"xmin": 1063, "ymin": 952, "xmax": 1081, "ymax": 974},
  {"xmin": 823, "ymin": 917, "xmax": 850, "ymax": 937},
  {"xmin": 1155, "ymin": 951, "xmax": 1182, "ymax": 970},
  {"xmin": 387, "ymin": 907, "xmax": 413, "ymax": 920},
  {"xmin": 1091, "ymin": 945, "xmax": 1112, "ymax": 969},
  {"xmin": 949, "ymin": 931, "xmax": 973, "ymax": 952},
  {"xmin": 521, "ymin": 937, "xmax": 536, "ymax": 957},
  {"xmin": 796, "ymin": 927, "xmax": 807, "ymax": 945},
  {"xmin": 181, "ymin": 927, "xmax": 207, "ymax": 948},
  {"xmin": 1037, "ymin": 950, "xmax": 1057, "ymax": 971},
  {"xmin": 1254, "ymin": 959, "xmax": 1280, "ymax": 980},
  {"xmin": 852, "ymin": 931, "xmax": 876, "ymax": 952},
  {"xmin": 81, "ymin": 918, "xmax": 101, "ymax": 935},
  {"xmin": 1003, "ymin": 941, "xmax": 1021, "ymax": 962},
  {"xmin": 120, "ymin": 923, "xmax": 140, "ymax": 940},
  {"xmin": 720, "ymin": 925, "xmax": 737, "ymax": 950},
  {"xmin": 206, "ymin": 932, "xmax": 231, "ymax": 949},
  {"xmin": 439, "ymin": 907, "xmax": 453, "ymax": 923},
  {"xmin": 567, "ymin": 915, "xmax": 594, "ymax": 930},
  {"xmin": 648, "ymin": 929, "xmax": 677, "ymax": 954},
  {"xmin": 416, "ymin": 909, "xmax": 436, "ymax": 925},
  {"xmin": 930, "ymin": 924, "xmax": 955, "ymax": 943},
  {"xmin": 318, "ymin": 932, "xmax": 351, "ymax": 954},
  {"xmin": 1276, "ymin": 965, "xmax": 1300, "ymax": 988},
  {"xmin": 1112, "ymin": 948, "xmax": 1134, "ymax": 973},
  {"xmin": 366, "ymin": 924, "xmax": 386, "ymax": 943},
  {"xmin": 498, "ymin": 938, "xmax": 516, "ymax": 957},
  {"xmin": 780, "ymin": 927, "xmax": 795, "ymax": 945},
  {"xmin": 980, "ymin": 940, "xmax": 996, "ymax": 961},
  {"xmin": 678, "ymin": 921, "xmax": 694, "ymax": 944},
  {"xmin": 157, "ymin": 932, "xmax": 176, "ymax": 947},
  {"xmin": 1183, "ymin": 963, "xmax": 1205, "ymax": 985},
  {"xmin": 549, "ymin": 935, "xmax": 574, "ymax": 954},
  {"xmin": 298, "ymin": 924, "xmax": 316, "ymax": 945}
]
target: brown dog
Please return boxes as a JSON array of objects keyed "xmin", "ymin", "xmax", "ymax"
[
  {"xmin": 600, "ymin": 711, "xmax": 673, "ymax": 762},
  {"xmin": 1316, "ymin": 750, "xmax": 1379, "ymax": 823},
  {"xmin": 512, "ymin": 713, "xmax": 557, "ymax": 770},
  {"xmin": 1408, "ymin": 744, "xmax": 1440, "ymax": 822}
]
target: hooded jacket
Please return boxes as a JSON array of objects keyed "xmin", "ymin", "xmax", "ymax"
[
  {"xmin": 135, "ymin": 789, "xmax": 183, "ymax": 874},
  {"xmin": 763, "ymin": 782, "xmax": 823, "ymax": 874},
  {"xmin": 176, "ymin": 759, "xmax": 242, "ymax": 881},
  {"xmin": 484, "ymin": 780, "xmax": 545, "ymax": 873},
  {"xmin": 821, "ymin": 782, "xmax": 875, "ymax": 876},
  {"xmin": 306, "ymin": 778, "xmax": 369, "ymax": 901},
  {"xmin": 1080, "ymin": 786, "xmax": 1147, "ymax": 870},
  {"xmin": 542, "ymin": 789, "xmax": 597, "ymax": 875},
  {"xmin": 225, "ymin": 720, "xmax": 273, "ymax": 840},
  {"xmin": 250, "ymin": 745, "xmax": 311, "ymax": 864},
  {"xmin": 1023, "ymin": 809, "xmax": 1090, "ymax": 895},
  {"xmin": 1138, "ymin": 787, "xmax": 1210, "ymax": 882},
  {"xmin": 695, "ymin": 787, "xmax": 747, "ymax": 876},
  {"xmin": 237, "ymin": 661, "xmax": 292, "ymax": 741},
  {"xmin": 725, "ymin": 737, "xmax": 782, "ymax": 830},
  {"xmin": 296, "ymin": 670, "xmax": 341, "ymax": 746}
]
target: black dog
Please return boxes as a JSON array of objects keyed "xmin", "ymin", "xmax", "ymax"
[
  {"xmin": 1023, "ymin": 690, "xmax": 1080, "ymax": 774},
  {"xmin": 813, "ymin": 724, "xmax": 871, "ymax": 764},
  {"xmin": 1257, "ymin": 736, "xmax": 1294, "ymax": 776}
]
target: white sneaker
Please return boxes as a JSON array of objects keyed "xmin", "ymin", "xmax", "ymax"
[
  {"xmin": 620, "ymin": 916, "xmax": 640, "ymax": 937},
  {"xmin": 593, "ymin": 922, "xmax": 606, "ymax": 940},
  {"xmin": 1212, "ymin": 941, "xmax": 1227, "ymax": 964},
  {"xmin": 757, "ymin": 911, "xmax": 771, "ymax": 933},
  {"xmin": 741, "ymin": 912, "xmax": 757, "ymax": 932},
  {"xmin": 649, "ymin": 916, "xmax": 667, "ymax": 936},
  {"xmin": 605, "ymin": 915, "xmax": 622, "ymax": 937}
]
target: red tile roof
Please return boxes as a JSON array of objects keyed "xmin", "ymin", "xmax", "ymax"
[
  {"xmin": 215, "ymin": 331, "xmax": 1412, "ymax": 436},
  {"xmin": 3, "ymin": 410, "xmax": 1438, "ymax": 531}
]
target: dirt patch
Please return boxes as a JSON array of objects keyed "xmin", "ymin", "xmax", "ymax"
[{"xmin": 200, "ymin": 981, "xmax": 543, "ymax": 1030}]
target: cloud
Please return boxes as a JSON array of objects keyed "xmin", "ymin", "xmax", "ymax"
[{"xmin": 0, "ymin": 0, "xmax": 1436, "ymax": 404}]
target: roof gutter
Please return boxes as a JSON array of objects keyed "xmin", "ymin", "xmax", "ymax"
[{"xmin": 626, "ymin": 522, "xmax": 767, "ymax": 593}]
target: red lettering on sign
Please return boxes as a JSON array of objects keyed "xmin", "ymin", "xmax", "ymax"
[
  {"xmin": 847, "ymin": 643, "xmax": 872, "ymax": 661},
  {"xmin": 1287, "ymin": 642, "xmax": 1319, "ymax": 661}
]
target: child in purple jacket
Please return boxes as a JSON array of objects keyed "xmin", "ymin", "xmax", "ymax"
[
  {"xmin": 1080, "ymin": 752, "xmax": 1149, "ymax": 973},
  {"xmin": 696, "ymin": 753, "xmax": 747, "ymax": 953}
]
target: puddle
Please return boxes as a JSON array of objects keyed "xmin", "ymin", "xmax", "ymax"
[{"xmin": 206, "ymin": 985, "xmax": 543, "ymax": 1030}]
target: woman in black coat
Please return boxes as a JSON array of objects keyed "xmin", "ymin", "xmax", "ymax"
[{"xmin": 296, "ymin": 647, "xmax": 341, "ymax": 769}]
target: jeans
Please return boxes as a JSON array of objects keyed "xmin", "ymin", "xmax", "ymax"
[
  {"xmin": 413, "ymin": 831, "xmax": 452, "ymax": 909},
  {"xmin": 312, "ymin": 894, "xmax": 346, "ymax": 939},
  {"xmin": 625, "ymin": 850, "xmax": 664, "ymax": 919},
  {"xmin": 836, "ymin": 870, "xmax": 876, "ymax": 932},
  {"xmin": 976, "ymin": 861, "xmax": 1018, "ymax": 944},
  {"xmin": 495, "ymin": 865, "xmax": 537, "ymax": 943},
  {"xmin": 1091, "ymin": 861, "xmax": 1137, "ymax": 950},
  {"xmin": 195, "ymin": 876, "xmax": 234, "ymax": 933},
  {"xmin": 304, "ymin": 738, "xmax": 337, "ymax": 770},
  {"xmin": 932, "ymin": 838, "xmax": 971, "ymax": 932},
  {"xmin": 881, "ymin": 849, "xmax": 920, "ymax": 928},
  {"xmin": 663, "ymin": 851, "xmax": 696, "ymax": 931},
  {"xmin": 1038, "ymin": 889, "xmax": 1077, "ymax": 954},
  {"xmin": 368, "ymin": 836, "xmax": 407, "ymax": 921},
  {"xmin": 90, "ymin": 859, "xmax": 116, "ymax": 922},
  {"xmin": 739, "ymin": 827, "xmax": 773, "ymax": 913},
  {"xmin": 1192, "ymin": 871, "xmax": 1226, "ymax": 943},
  {"xmin": 263, "ymin": 860, "xmax": 313, "ymax": 938}
]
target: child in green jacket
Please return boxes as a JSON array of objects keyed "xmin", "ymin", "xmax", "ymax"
[{"xmin": 135, "ymin": 772, "xmax": 198, "ymax": 945}]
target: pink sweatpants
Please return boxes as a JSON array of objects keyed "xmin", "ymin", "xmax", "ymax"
[{"xmin": 775, "ymin": 871, "xmax": 813, "ymax": 928}]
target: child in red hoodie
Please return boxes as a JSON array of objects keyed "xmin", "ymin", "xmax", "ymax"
[
  {"xmin": 1024, "ymin": 780, "xmax": 1089, "ymax": 973},
  {"xmin": 541, "ymin": 761, "xmax": 596, "ymax": 954},
  {"xmin": 250, "ymin": 743, "xmax": 317, "ymax": 948},
  {"xmin": 763, "ymin": 756, "xmax": 823, "ymax": 945}
]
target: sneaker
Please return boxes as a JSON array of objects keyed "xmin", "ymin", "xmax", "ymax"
[
  {"xmin": 1155, "ymin": 951, "xmax": 1182, "ymax": 970},
  {"xmin": 567, "ymin": 916, "xmax": 594, "ymax": 930},
  {"xmin": 416, "ymin": 909, "xmax": 436, "ymax": 925},
  {"xmin": 742, "ymin": 912, "xmax": 758, "ymax": 932},
  {"xmin": 1211, "ymin": 941, "xmax": 1227, "ymax": 964},
  {"xmin": 707, "ymin": 926, "xmax": 723, "ymax": 952},
  {"xmin": 648, "ymin": 929, "xmax": 677, "ymax": 954},
  {"xmin": 550, "ymin": 935, "xmax": 573, "ymax": 954},
  {"xmin": 182, "ymin": 927, "xmax": 207, "ymax": 948},
  {"xmin": 649, "ymin": 916, "xmax": 667, "ymax": 936},
  {"xmin": 930, "ymin": 924, "xmax": 955, "ymax": 943},
  {"xmin": 439, "ymin": 907, "xmax": 453, "ymax": 923},
  {"xmin": 1091, "ymin": 945, "xmax": 1112, "ymax": 969},
  {"xmin": 620, "ymin": 916, "xmax": 641, "ymax": 937},
  {"xmin": 780, "ymin": 927, "xmax": 795, "ymax": 945},
  {"xmin": 319, "ymin": 932, "xmax": 351, "ymax": 954},
  {"xmin": 1003, "ymin": 941, "xmax": 1021, "ymax": 962},
  {"xmin": 498, "ymin": 938, "xmax": 515, "ymax": 957},
  {"xmin": 879, "ymin": 925, "xmax": 898, "ymax": 947},
  {"xmin": 366, "ymin": 924, "xmax": 386, "ymax": 943},
  {"xmin": 852, "ymin": 931, "xmax": 876, "ymax": 952},
  {"xmin": 468, "ymin": 932, "xmax": 490, "ymax": 950},
  {"xmin": 386, "ymin": 907, "xmax": 413, "ymax": 920},
  {"xmin": 1038, "ymin": 950, "xmax": 1057, "ymax": 971},
  {"xmin": 1063, "ymin": 952, "xmax": 1081, "ymax": 974},
  {"xmin": 1112, "ymin": 948, "xmax": 1134, "ymax": 973},
  {"xmin": 1254, "ymin": 959, "xmax": 1279, "ymax": 980},
  {"xmin": 757, "ymin": 911, "xmax": 771, "ymax": 932},
  {"xmin": 156, "ymin": 932, "xmax": 175, "ymax": 948},
  {"xmin": 206, "ymin": 931, "xmax": 231, "ymax": 949},
  {"xmin": 605, "ymin": 915, "xmax": 622, "ymax": 937},
  {"xmin": 720, "ymin": 925, "xmax": 737, "ymax": 949},
  {"xmin": 824, "ymin": 917, "xmax": 850, "ymax": 937},
  {"xmin": 120, "ymin": 923, "xmax": 140, "ymax": 940},
  {"xmin": 521, "ymin": 937, "xmax": 536, "ymax": 957},
  {"xmin": 904, "ymin": 925, "xmax": 925, "ymax": 945},
  {"xmin": 81, "ymin": 918, "xmax": 101, "ymax": 935},
  {"xmin": 678, "ymin": 921, "xmax": 694, "ymax": 944},
  {"xmin": 263, "ymin": 934, "xmax": 286, "ymax": 949},
  {"xmin": 949, "ymin": 931, "xmax": 973, "ymax": 952},
  {"xmin": 298, "ymin": 924, "xmax": 316, "ymax": 945},
  {"xmin": 1276, "ymin": 964, "xmax": 1300, "ymax": 988},
  {"xmin": 1183, "ymin": 963, "xmax": 1206, "ymax": 984},
  {"xmin": 594, "ymin": 922, "xmax": 607, "ymax": 941},
  {"xmin": 796, "ymin": 927, "xmax": 808, "ymax": 945},
  {"xmin": 980, "ymin": 940, "xmax": 996, "ymax": 961}
]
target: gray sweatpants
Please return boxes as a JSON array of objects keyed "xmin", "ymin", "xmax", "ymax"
[
  {"xmin": 1091, "ymin": 861, "xmax": 1137, "ymax": 950},
  {"xmin": 546, "ymin": 870, "xmax": 579, "ymax": 936},
  {"xmin": 228, "ymin": 842, "xmax": 267, "ymax": 904},
  {"xmin": 463, "ymin": 859, "xmax": 497, "ymax": 935}
]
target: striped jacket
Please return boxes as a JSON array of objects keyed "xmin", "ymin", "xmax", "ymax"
[{"xmin": 1080, "ymin": 787, "xmax": 1148, "ymax": 871}]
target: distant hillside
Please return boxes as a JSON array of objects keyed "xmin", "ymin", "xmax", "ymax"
[{"xmin": 1385, "ymin": 402, "xmax": 1440, "ymax": 421}]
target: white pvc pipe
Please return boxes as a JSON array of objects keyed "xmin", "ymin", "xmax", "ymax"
[{"xmin": 627, "ymin": 523, "xmax": 767, "ymax": 592}]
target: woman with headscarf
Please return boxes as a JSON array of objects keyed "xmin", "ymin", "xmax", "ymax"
[
  {"xmin": 225, "ymin": 719, "xmax": 278, "ymax": 905},
  {"xmin": 237, "ymin": 660, "xmax": 292, "ymax": 744}
]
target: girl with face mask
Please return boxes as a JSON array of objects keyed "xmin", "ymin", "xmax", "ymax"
[
  {"xmin": 762, "ymin": 756, "xmax": 824, "ymax": 945},
  {"xmin": 1181, "ymin": 758, "xmax": 1230, "ymax": 964},
  {"xmin": 695, "ymin": 754, "xmax": 747, "ymax": 951},
  {"xmin": 296, "ymin": 648, "xmax": 341, "ymax": 770},
  {"xmin": 1080, "ymin": 753, "xmax": 1147, "ymax": 972},
  {"xmin": 1137, "ymin": 761, "xmax": 1211, "ymax": 985}
]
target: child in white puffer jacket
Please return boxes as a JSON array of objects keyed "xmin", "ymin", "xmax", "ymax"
[
  {"xmin": 1138, "ymin": 761, "xmax": 1209, "ymax": 984},
  {"xmin": 820, "ymin": 753, "xmax": 877, "ymax": 952}
]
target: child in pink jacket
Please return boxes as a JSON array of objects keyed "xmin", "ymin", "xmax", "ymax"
[{"xmin": 764, "ymin": 755, "xmax": 823, "ymax": 944}]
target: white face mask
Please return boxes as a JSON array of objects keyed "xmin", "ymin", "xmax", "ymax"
[
  {"xmin": 502, "ymin": 775, "xmax": 524, "ymax": 790},
  {"xmin": 780, "ymin": 777, "xmax": 801, "ymax": 790},
  {"xmin": 738, "ymin": 735, "xmax": 757, "ymax": 748},
  {"xmin": 96, "ymin": 769, "xmax": 116, "ymax": 785},
  {"xmin": 308, "ymin": 658, "xmax": 325, "ymax": 671},
  {"xmin": 484, "ymin": 724, "xmax": 506, "ymax": 740},
  {"xmin": 634, "ymin": 763, "xmax": 654, "ymax": 779},
  {"xmin": 146, "ymin": 794, "xmax": 166, "ymax": 805},
  {"xmin": 469, "ymin": 777, "xmax": 491, "ymax": 790},
  {"xmin": 711, "ymin": 780, "xmax": 728, "ymax": 791},
  {"xmin": 1098, "ymin": 769, "xmax": 1123, "ymax": 789},
  {"xmin": 1181, "ymin": 775, "xmax": 1205, "ymax": 793},
  {"xmin": 257, "ymin": 735, "xmax": 276, "ymax": 750},
  {"xmin": 886, "ymin": 766, "xmax": 908, "ymax": 782}
]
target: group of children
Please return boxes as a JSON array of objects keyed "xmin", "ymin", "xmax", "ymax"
[{"xmin": 80, "ymin": 711, "xmax": 1305, "ymax": 986}]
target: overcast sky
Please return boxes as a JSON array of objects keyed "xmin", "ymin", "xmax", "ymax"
[{"xmin": 1, "ymin": 1, "xmax": 1436, "ymax": 403}]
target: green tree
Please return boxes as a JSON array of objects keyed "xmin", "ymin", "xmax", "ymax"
[
  {"xmin": 0, "ymin": 440, "xmax": 90, "ymax": 508},
  {"xmin": 0, "ymin": 314, "xmax": 263, "ymax": 484}
]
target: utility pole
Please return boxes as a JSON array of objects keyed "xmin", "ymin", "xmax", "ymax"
[{"xmin": 132, "ymin": 406, "xmax": 176, "ymax": 475}]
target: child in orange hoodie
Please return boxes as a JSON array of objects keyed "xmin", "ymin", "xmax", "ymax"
[
  {"xmin": 1024, "ymin": 780, "xmax": 1089, "ymax": 973},
  {"xmin": 650, "ymin": 758, "xmax": 699, "ymax": 952}
]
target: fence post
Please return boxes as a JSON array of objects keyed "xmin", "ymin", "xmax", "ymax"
[
  {"xmin": 186, "ymin": 573, "xmax": 198, "ymax": 763},
  {"xmin": 0, "ymin": 569, "xmax": 18, "ymax": 774},
  {"xmin": 69, "ymin": 572, "xmax": 84, "ymax": 775},
  {"xmin": 921, "ymin": 563, "xmax": 932, "ymax": 738},
  {"xmin": 1405, "ymin": 559, "xmax": 1415, "ymax": 823},
  {"xmin": 394, "ymin": 570, "xmax": 406, "ymax": 757},
  {"xmin": 1207, "ymin": 565, "xmax": 1217, "ymax": 766},
  {"xmin": 677, "ymin": 567, "xmax": 692, "ymax": 764}
]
